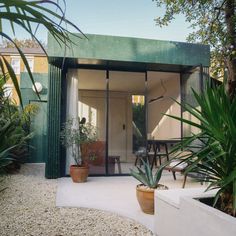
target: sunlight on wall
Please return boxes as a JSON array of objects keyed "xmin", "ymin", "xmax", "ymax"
[
  {"xmin": 78, "ymin": 101, "xmax": 97, "ymax": 127},
  {"xmin": 150, "ymin": 95, "xmax": 181, "ymax": 139}
]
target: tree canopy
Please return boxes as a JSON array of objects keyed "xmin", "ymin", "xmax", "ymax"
[
  {"xmin": 1, "ymin": 38, "xmax": 46, "ymax": 49},
  {"xmin": 153, "ymin": 0, "xmax": 236, "ymax": 98}
]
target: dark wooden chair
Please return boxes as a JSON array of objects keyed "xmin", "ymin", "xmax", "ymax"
[
  {"xmin": 165, "ymin": 161, "xmax": 188, "ymax": 188},
  {"xmin": 164, "ymin": 151, "xmax": 192, "ymax": 188}
]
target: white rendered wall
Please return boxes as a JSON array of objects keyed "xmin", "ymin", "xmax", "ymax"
[{"xmin": 155, "ymin": 188, "xmax": 236, "ymax": 236}]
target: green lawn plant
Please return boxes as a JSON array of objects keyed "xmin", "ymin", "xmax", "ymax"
[
  {"xmin": 168, "ymin": 84, "xmax": 236, "ymax": 217},
  {"xmin": 130, "ymin": 158, "xmax": 164, "ymax": 189}
]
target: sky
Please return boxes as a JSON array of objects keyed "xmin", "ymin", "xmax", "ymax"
[{"xmin": 3, "ymin": 0, "xmax": 192, "ymax": 44}]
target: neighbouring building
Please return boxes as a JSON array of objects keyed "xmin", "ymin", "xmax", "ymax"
[{"xmin": 0, "ymin": 47, "xmax": 48, "ymax": 104}]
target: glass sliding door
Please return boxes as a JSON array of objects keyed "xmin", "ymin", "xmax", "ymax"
[
  {"xmin": 147, "ymin": 71, "xmax": 181, "ymax": 140},
  {"xmin": 78, "ymin": 69, "xmax": 106, "ymax": 175},
  {"xmin": 181, "ymin": 66, "xmax": 202, "ymax": 137},
  {"xmin": 108, "ymin": 71, "xmax": 145, "ymax": 174}
]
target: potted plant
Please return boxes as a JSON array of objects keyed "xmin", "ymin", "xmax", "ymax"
[
  {"xmin": 130, "ymin": 158, "xmax": 168, "ymax": 214},
  {"xmin": 61, "ymin": 117, "xmax": 97, "ymax": 183},
  {"xmin": 167, "ymin": 83, "xmax": 236, "ymax": 218}
]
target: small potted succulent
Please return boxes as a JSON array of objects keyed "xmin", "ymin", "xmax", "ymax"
[
  {"xmin": 130, "ymin": 158, "xmax": 168, "ymax": 214},
  {"xmin": 61, "ymin": 117, "xmax": 97, "ymax": 183}
]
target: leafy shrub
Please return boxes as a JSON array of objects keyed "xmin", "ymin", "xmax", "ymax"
[{"xmin": 0, "ymin": 76, "xmax": 37, "ymax": 173}]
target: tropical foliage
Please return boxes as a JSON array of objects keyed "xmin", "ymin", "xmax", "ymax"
[
  {"xmin": 168, "ymin": 84, "xmax": 236, "ymax": 217},
  {"xmin": 0, "ymin": 75, "xmax": 38, "ymax": 173},
  {"xmin": 0, "ymin": 0, "xmax": 83, "ymax": 107},
  {"xmin": 153, "ymin": 0, "xmax": 236, "ymax": 98},
  {"xmin": 130, "ymin": 158, "xmax": 164, "ymax": 188}
]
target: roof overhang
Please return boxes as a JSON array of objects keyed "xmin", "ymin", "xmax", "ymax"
[{"xmin": 47, "ymin": 34, "xmax": 210, "ymax": 71}]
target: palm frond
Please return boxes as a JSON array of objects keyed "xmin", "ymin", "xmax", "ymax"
[
  {"xmin": 0, "ymin": 0, "xmax": 84, "ymax": 106},
  {"xmin": 169, "ymin": 83, "xmax": 236, "ymax": 216}
]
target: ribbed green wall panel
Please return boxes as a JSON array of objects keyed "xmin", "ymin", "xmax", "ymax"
[
  {"xmin": 20, "ymin": 73, "xmax": 48, "ymax": 164},
  {"xmin": 45, "ymin": 64, "xmax": 62, "ymax": 178},
  {"xmin": 20, "ymin": 72, "xmax": 48, "ymax": 106}
]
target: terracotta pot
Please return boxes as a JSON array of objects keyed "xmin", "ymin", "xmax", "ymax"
[
  {"xmin": 70, "ymin": 165, "xmax": 89, "ymax": 183},
  {"xmin": 136, "ymin": 184, "xmax": 168, "ymax": 215}
]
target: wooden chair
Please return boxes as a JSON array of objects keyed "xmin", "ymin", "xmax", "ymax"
[{"xmin": 164, "ymin": 151, "xmax": 192, "ymax": 188}]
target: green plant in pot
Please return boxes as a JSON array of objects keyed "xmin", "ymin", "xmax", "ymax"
[
  {"xmin": 168, "ymin": 84, "xmax": 236, "ymax": 217},
  {"xmin": 130, "ymin": 158, "xmax": 168, "ymax": 214},
  {"xmin": 61, "ymin": 117, "xmax": 98, "ymax": 183}
]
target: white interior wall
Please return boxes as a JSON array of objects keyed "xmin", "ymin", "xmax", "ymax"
[{"xmin": 147, "ymin": 72, "xmax": 181, "ymax": 139}]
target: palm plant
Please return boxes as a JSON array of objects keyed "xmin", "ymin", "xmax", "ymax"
[
  {"xmin": 168, "ymin": 84, "xmax": 236, "ymax": 217},
  {"xmin": 130, "ymin": 158, "xmax": 164, "ymax": 189},
  {"xmin": 0, "ymin": 0, "xmax": 84, "ymax": 107}
]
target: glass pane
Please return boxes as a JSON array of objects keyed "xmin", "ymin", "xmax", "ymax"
[
  {"xmin": 25, "ymin": 58, "xmax": 34, "ymax": 72},
  {"xmin": 108, "ymin": 71, "xmax": 145, "ymax": 174},
  {"xmin": 11, "ymin": 58, "xmax": 20, "ymax": 75},
  {"xmin": 78, "ymin": 69, "xmax": 106, "ymax": 175},
  {"xmin": 132, "ymin": 95, "xmax": 145, "ymax": 153},
  {"xmin": 147, "ymin": 71, "xmax": 181, "ymax": 140},
  {"xmin": 147, "ymin": 71, "xmax": 181, "ymax": 168},
  {"xmin": 181, "ymin": 67, "xmax": 201, "ymax": 137}
]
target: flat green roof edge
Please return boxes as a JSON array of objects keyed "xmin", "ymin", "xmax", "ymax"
[{"xmin": 47, "ymin": 33, "xmax": 210, "ymax": 67}]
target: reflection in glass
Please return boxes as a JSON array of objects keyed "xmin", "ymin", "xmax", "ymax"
[{"xmin": 108, "ymin": 71, "xmax": 145, "ymax": 174}]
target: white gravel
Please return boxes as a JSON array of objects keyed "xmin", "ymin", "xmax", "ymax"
[{"xmin": 0, "ymin": 165, "xmax": 153, "ymax": 236}]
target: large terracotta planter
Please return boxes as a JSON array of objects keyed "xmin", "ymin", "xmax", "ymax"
[
  {"xmin": 136, "ymin": 184, "xmax": 168, "ymax": 214},
  {"xmin": 70, "ymin": 165, "xmax": 89, "ymax": 183}
]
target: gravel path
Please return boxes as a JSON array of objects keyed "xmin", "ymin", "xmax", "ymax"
[{"xmin": 0, "ymin": 165, "xmax": 153, "ymax": 236}]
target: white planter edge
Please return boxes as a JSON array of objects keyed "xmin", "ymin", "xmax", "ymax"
[{"xmin": 154, "ymin": 188, "xmax": 236, "ymax": 236}]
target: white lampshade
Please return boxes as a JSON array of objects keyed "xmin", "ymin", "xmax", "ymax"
[{"xmin": 32, "ymin": 82, "xmax": 43, "ymax": 93}]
